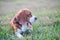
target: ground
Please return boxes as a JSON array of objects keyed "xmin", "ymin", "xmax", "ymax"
[{"xmin": 0, "ymin": 0, "xmax": 60, "ymax": 40}]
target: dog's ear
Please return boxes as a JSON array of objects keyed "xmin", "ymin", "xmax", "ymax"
[{"xmin": 16, "ymin": 10, "xmax": 27, "ymax": 24}]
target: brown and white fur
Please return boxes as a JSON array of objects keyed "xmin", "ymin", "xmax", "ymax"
[{"xmin": 10, "ymin": 9, "xmax": 37, "ymax": 39}]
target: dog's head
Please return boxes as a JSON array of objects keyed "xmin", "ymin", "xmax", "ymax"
[{"xmin": 16, "ymin": 9, "xmax": 37, "ymax": 24}]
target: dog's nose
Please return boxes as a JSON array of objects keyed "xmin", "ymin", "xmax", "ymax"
[{"xmin": 35, "ymin": 17, "xmax": 37, "ymax": 20}]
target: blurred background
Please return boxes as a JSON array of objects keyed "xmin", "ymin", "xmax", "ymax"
[{"xmin": 0, "ymin": 0, "xmax": 60, "ymax": 40}]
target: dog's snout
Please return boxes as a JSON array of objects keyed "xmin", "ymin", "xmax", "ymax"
[
  {"xmin": 35, "ymin": 17, "xmax": 37, "ymax": 20},
  {"xmin": 29, "ymin": 16, "xmax": 37, "ymax": 23}
]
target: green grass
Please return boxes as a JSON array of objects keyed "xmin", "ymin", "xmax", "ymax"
[{"xmin": 0, "ymin": 0, "xmax": 60, "ymax": 40}]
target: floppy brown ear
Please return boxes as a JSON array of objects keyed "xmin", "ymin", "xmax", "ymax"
[{"xmin": 16, "ymin": 10, "xmax": 27, "ymax": 24}]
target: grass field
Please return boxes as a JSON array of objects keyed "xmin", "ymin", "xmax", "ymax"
[{"xmin": 0, "ymin": 0, "xmax": 60, "ymax": 40}]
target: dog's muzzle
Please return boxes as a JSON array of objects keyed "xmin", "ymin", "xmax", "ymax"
[{"xmin": 29, "ymin": 16, "xmax": 37, "ymax": 24}]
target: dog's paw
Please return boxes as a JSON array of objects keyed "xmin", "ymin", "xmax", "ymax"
[{"xmin": 15, "ymin": 32, "xmax": 24, "ymax": 39}]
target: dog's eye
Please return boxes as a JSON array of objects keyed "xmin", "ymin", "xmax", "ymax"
[
  {"xmin": 27, "ymin": 14, "xmax": 32, "ymax": 17},
  {"xmin": 29, "ymin": 13, "xmax": 31, "ymax": 15},
  {"xmin": 29, "ymin": 13, "xmax": 32, "ymax": 17},
  {"xmin": 30, "ymin": 14, "xmax": 32, "ymax": 17}
]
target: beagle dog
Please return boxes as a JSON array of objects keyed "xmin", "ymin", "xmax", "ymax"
[{"xmin": 10, "ymin": 9, "xmax": 37, "ymax": 38}]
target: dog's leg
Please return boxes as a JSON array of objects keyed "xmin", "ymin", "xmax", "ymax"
[{"xmin": 15, "ymin": 29, "xmax": 23, "ymax": 39}]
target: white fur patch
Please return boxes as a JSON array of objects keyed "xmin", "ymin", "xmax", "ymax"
[
  {"xmin": 15, "ymin": 32, "xmax": 23, "ymax": 39},
  {"xmin": 15, "ymin": 29, "xmax": 23, "ymax": 38},
  {"xmin": 29, "ymin": 16, "xmax": 36, "ymax": 23},
  {"xmin": 21, "ymin": 23, "xmax": 27, "ymax": 32}
]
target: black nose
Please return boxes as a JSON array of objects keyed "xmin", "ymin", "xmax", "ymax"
[{"xmin": 35, "ymin": 17, "xmax": 37, "ymax": 20}]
